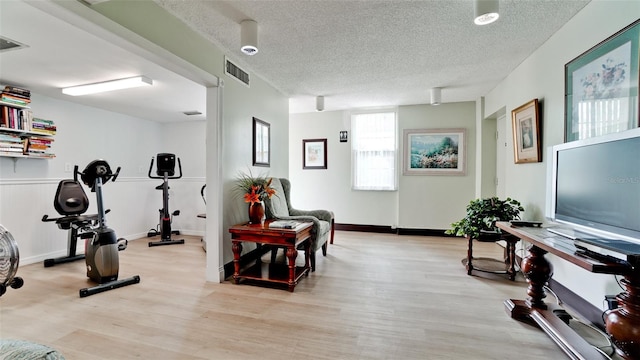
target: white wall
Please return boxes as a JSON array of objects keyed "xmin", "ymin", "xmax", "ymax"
[
  {"xmin": 289, "ymin": 101, "xmax": 478, "ymax": 230},
  {"xmin": 483, "ymin": 1, "xmax": 640, "ymax": 309},
  {"xmin": 0, "ymin": 93, "xmax": 207, "ymax": 265}
]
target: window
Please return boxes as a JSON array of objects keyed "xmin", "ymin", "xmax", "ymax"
[{"xmin": 351, "ymin": 111, "xmax": 397, "ymax": 191}]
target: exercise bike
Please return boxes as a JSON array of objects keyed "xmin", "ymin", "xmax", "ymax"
[
  {"xmin": 42, "ymin": 174, "xmax": 127, "ymax": 267},
  {"xmin": 147, "ymin": 153, "xmax": 185, "ymax": 247},
  {"xmin": 76, "ymin": 160, "xmax": 140, "ymax": 297}
]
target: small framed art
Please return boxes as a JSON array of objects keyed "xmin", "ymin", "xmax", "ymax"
[
  {"xmin": 511, "ymin": 99, "xmax": 542, "ymax": 164},
  {"xmin": 302, "ymin": 138, "xmax": 327, "ymax": 169}
]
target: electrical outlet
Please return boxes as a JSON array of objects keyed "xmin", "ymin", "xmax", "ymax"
[
  {"xmin": 605, "ymin": 295, "xmax": 618, "ymax": 310},
  {"xmin": 64, "ymin": 163, "xmax": 72, "ymax": 173}
]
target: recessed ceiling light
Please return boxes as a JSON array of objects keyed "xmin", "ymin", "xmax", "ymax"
[{"xmin": 474, "ymin": 0, "xmax": 500, "ymax": 26}]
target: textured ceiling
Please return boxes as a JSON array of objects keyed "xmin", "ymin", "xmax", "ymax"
[{"xmin": 154, "ymin": 0, "xmax": 591, "ymax": 113}]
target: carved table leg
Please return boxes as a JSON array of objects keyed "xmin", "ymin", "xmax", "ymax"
[
  {"xmin": 286, "ymin": 246, "xmax": 298, "ymax": 292},
  {"xmin": 304, "ymin": 240, "xmax": 311, "ymax": 277},
  {"xmin": 467, "ymin": 237, "xmax": 474, "ymax": 275},
  {"xmin": 506, "ymin": 237, "xmax": 517, "ymax": 281},
  {"xmin": 232, "ymin": 241, "xmax": 242, "ymax": 284},
  {"xmin": 604, "ymin": 273, "xmax": 640, "ymax": 360},
  {"xmin": 505, "ymin": 244, "xmax": 553, "ymax": 323},
  {"xmin": 521, "ymin": 245, "xmax": 553, "ymax": 309}
]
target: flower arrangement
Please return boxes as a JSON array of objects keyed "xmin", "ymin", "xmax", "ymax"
[{"xmin": 234, "ymin": 170, "xmax": 276, "ymax": 205}]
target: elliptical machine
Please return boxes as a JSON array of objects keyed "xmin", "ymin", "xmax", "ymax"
[
  {"xmin": 147, "ymin": 153, "xmax": 185, "ymax": 247},
  {"xmin": 77, "ymin": 160, "xmax": 140, "ymax": 297}
]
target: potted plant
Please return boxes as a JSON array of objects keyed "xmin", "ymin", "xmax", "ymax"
[
  {"xmin": 234, "ymin": 170, "xmax": 276, "ymax": 224},
  {"xmin": 446, "ymin": 197, "xmax": 524, "ymax": 240}
]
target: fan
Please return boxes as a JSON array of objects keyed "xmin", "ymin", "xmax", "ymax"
[{"xmin": 0, "ymin": 224, "xmax": 24, "ymax": 297}]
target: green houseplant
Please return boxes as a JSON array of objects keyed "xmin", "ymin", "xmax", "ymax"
[{"xmin": 446, "ymin": 197, "xmax": 524, "ymax": 240}]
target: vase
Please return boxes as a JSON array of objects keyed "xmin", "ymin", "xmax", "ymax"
[{"xmin": 248, "ymin": 202, "xmax": 265, "ymax": 224}]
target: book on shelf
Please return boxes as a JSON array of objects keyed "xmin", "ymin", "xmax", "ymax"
[
  {"xmin": 0, "ymin": 94, "xmax": 30, "ymax": 106},
  {"xmin": 3, "ymin": 85, "xmax": 30, "ymax": 98}
]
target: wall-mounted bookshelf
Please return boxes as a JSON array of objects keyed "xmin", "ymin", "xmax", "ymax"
[{"xmin": 0, "ymin": 86, "xmax": 56, "ymax": 159}]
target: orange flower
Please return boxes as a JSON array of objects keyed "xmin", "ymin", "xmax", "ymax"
[{"xmin": 244, "ymin": 190, "xmax": 260, "ymax": 205}]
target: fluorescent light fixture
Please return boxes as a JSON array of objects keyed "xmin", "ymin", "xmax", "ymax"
[
  {"xmin": 240, "ymin": 20, "xmax": 259, "ymax": 55},
  {"xmin": 62, "ymin": 76, "xmax": 153, "ymax": 96},
  {"xmin": 430, "ymin": 88, "xmax": 441, "ymax": 106},
  {"xmin": 474, "ymin": 0, "xmax": 499, "ymax": 25},
  {"xmin": 316, "ymin": 96, "xmax": 325, "ymax": 111}
]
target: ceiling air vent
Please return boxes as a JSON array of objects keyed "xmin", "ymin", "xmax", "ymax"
[
  {"xmin": 224, "ymin": 56, "xmax": 250, "ymax": 87},
  {"xmin": 0, "ymin": 36, "xmax": 29, "ymax": 53}
]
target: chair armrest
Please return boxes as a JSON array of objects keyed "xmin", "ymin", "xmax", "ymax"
[{"xmin": 289, "ymin": 209, "xmax": 333, "ymax": 223}]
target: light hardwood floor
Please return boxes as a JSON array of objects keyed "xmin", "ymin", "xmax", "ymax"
[{"xmin": 1, "ymin": 232, "xmax": 579, "ymax": 359}]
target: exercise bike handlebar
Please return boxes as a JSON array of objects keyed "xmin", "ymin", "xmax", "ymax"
[
  {"xmin": 75, "ymin": 160, "xmax": 121, "ymax": 190},
  {"xmin": 147, "ymin": 157, "xmax": 182, "ymax": 180}
]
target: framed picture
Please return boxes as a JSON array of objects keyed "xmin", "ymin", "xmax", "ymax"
[
  {"xmin": 403, "ymin": 128, "xmax": 466, "ymax": 176},
  {"xmin": 302, "ymin": 138, "xmax": 327, "ymax": 169},
  {"xmin": 252, "ymin": 117, "xmax": 270, "ymax": 167},
  {"xmin": 565, "ymin": 19, "xmax": 639, "ymax": 142},
  {"xmin": 511, "ymin": 99, "xmax": 542, "ymax": 164}
]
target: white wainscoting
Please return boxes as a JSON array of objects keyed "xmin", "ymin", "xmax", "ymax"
[{"xmin": 0, "ymin": 176, "xmax": 206, "ymax": 265}]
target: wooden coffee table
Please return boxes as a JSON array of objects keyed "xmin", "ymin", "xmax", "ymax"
[{"xmin": 229, "ymin": 220, "xmax": 312, "ymax": 292}]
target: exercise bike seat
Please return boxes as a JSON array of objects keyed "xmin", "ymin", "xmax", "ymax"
[
  {"xmin": 42, "ymin": 179, "xmax": 102, "ymax": 230},
  {"xmin": 155, "ymin": 184, "xmax": 169, "ymax": 190}
]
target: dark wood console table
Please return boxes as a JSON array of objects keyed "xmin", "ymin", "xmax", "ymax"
[
  {"xmin": 229, "ymin": 220, "xmax": 312, "ymax": 292},
  {"xmin": 496, "ymin": 221, "xmax": 640, "ymax": 360}
]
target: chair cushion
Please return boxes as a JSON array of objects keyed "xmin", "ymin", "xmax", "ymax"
[{"xmin": 267, "ymin": 178, "xmax": 289, "ymax": 217}]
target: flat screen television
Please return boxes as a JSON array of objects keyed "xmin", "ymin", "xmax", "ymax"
[{"xmin": 546, "ymin": 127, "xmax": 640, "ymax": 251}]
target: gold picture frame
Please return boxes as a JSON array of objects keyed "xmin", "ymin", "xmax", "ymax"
[{"xmin": 511, "ymin": 99, "xmax": 541, "ymax": 164}]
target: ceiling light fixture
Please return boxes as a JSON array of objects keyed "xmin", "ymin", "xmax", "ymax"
[
  {"xmin": 430, "ymin": 88, "xmax": 441, "ymax": 106},
  {"xmin": 316, "ymin": 96, "xmax": 325, "ymax": 111},
  {"xmin": 240, "ymin": 20, "xmax": 259, "ymax": 55},
  {"xmin": 62, "ymin": 76, "xmax": 152, "ymax": 96},
  {"xmin": 474, "ymin": 0, "xmax": 499, "ymax": 25}
]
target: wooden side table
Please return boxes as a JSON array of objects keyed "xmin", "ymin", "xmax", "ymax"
[{"xmin": 229, "ymin": 220, "xmax": 313, "ymax": 292}]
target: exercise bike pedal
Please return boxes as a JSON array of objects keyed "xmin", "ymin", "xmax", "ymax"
[
  {"xmin": 147, "ymin": 229, "xmax": 160, "ymax": 237},
  {"xmin": 117, "ymin": 238, "xmax": 128, "ymax": 251}
]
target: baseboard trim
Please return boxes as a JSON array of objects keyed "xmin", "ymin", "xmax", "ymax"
[
  {"xmin": 335, "ymin": 223, "xmax": 396, "ymax": 233},
  {"xmin": 334, "ymin": 223, "xmax": 449, "ymax": 236},
  {"xmin": 396, "ymin": 228, "xmax": 450, "ymax": 236}
]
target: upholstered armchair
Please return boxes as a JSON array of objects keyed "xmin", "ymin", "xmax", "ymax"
[{"xmin": 264, "ymin": 178, "xmax": 334, "ymax": 271}]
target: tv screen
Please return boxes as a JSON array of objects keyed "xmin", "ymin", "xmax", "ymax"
[{"xmin": 549, "ymin": 127, "xmax": 640, "ymax": 245}]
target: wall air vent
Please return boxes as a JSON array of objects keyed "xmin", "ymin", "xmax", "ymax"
[
  {"xmin": 224, "ymin": 56, "xmax": 250, "ymax": 87},
  {"xmin": 0, "ymin": 36, "xmax": 29, "ymax": 53}
]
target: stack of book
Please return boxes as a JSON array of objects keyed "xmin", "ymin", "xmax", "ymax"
[
  {"xmin": 25, "ymin": 136, "xmax": 54, "ymax": 158},
  {"xmin": 1, "ymin": 85, "xmax": 31, "ymax": 106},
  {"xmin": 0, "ymin": 133, "xmax": 26, "ymax": 155},
  {"xmin": 0, "ymin": 85, "xmax": 33, "ymax": 130},
  {"xmin": 31, "ymin": 118, "xmax": 56, "ymax": 135}
]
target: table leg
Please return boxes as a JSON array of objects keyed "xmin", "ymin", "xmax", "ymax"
[
  {"xmin": 506, "ymin": 237, "xmax": 518, "ymax": 281},
  {"xmin": 304, "ymin": 240, "xmax": 311, "ymax": 276},
  {"xmin": 232, "ymin": 241, "xmax": 242, "ymax": 284},
  {"xmin": 521, "ymin": 244, "xmax": 553, "ymax": 309},
  {"xmin": 286, "ymin": 246, "xmax": 298, "ymax": 292},
  {"xmin": 604, "ymin": 273, "xmax": 640, "ymax": 360}
]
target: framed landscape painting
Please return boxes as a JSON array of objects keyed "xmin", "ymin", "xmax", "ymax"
[
  {"xmin": 565, "ymin": 19, "xmax": 639, "ymax": 142},
  {"xmin": 403, "ymin": 128, "xmax": 466, "ymax": 176}
]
